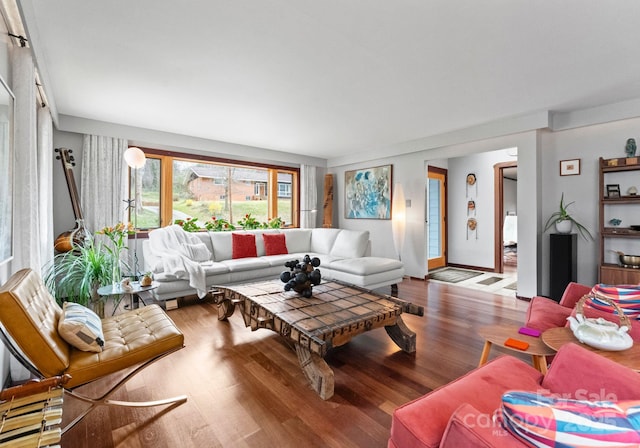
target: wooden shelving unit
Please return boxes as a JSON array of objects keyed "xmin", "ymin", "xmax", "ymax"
[{"xmin": 598, "ymin": 157, "xmax": 640, "ymax": 284}]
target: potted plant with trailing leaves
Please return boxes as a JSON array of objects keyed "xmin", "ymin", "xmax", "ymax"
[
  {"xmin": 543, "ymin": 193, "xmax": 593, "ymax": 241},
  {"xmin": 43, "ymin": 223, "xmax": 131, "ymax": 317},
  {"xmin": 43, "ymin": 238, "xmax": 115, "ymax": 317}
]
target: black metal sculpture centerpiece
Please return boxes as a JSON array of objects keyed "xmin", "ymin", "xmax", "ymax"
[{"xmin": 280, "ymin": 255, "xmax": 321, "ymax": 297}]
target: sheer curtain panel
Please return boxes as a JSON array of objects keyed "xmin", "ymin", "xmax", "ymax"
[
  {"xmin": 37, "ymin": 106, "xmax": 53, "ymax": 268},
  {"xmin": 300, "ymin": 164, "xmax": 317, "ymax": 228},
  {"xmin": 10, "ymin": 47, "xmax": 40, "ymax": 272},
  {"xmin": 80, "ymin": 135, "xmax": 128, "ymax": 234}
]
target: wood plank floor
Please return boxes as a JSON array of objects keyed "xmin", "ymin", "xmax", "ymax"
[{"xmin": 60, "ymin": 278, "xmax": 530, "ymax": 448}]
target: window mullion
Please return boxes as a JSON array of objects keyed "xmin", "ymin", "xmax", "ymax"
[{"xmin": 268, "ymin": 169, "xmax": 278, "ymax": 219}]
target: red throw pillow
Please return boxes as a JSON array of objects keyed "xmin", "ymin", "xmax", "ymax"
[
  {"xmin": 232, "ymin": 233, "xmax": 257, "ymax": 259},
  {"xmin": 263, "ymin": 233, "xmax": 288, "ymax": 256}
]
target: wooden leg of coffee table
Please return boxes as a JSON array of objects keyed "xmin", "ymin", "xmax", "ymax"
[
  {"xmin": 478, "ymin": 340, "xmax": 492, "ymax": 367},
  {"xmin": 295, "ymin": 344, "xmax": 334, "ymax": 400},
  {"xmin": 216, "ymin": 299, "xmax": 236, "ymax": 321},
  {"xmin": 385, "ymin": 316, "xmax": 416, "ymax": 353}
]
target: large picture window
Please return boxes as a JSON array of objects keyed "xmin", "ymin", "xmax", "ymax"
[{"xmin": 130, "ymin": 148, "xmax": 299, "ymax": 230}]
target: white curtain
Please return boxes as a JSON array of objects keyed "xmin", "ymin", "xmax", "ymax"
[
  {"xmin": 10, "ymin": 47, "xmax": 40, "ymax": 272},
  {"xmin": 300, "ymin": 164, "xmax": 317, "ymax": 228},
  {"xmin": 80, "ymin": 135, "xmax": 128, "ymax": 234},
  {"xmin": 10, "ymin": 47, "xmax": 51, "ymax": 382},
  {"xmin": 37, "ymin": 106, "xmax": 54, "ymax": 268}
]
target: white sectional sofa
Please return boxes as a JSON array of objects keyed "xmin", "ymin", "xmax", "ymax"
[{"xmin": 142, "ymin": 227, "xmax": 404, "ymax": 301}]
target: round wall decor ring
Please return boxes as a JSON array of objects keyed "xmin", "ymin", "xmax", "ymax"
[{"xmin": 467, "ymin": 173, "xmax": 476, "ymax": 185}]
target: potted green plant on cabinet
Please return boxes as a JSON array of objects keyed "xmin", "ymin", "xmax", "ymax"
[{"xmin": 543, "ymin": 193, "xmax": 594, "ymax": 241}]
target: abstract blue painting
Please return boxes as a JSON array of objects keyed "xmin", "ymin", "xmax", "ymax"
[{"xmin": 344, "ymin": 165, "xmax": 392, "ymax": 219}]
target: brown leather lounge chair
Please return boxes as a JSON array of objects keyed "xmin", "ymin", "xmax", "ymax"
[{"xmin": 0, "ymin": 268, "xmax": 187, "ymax": 433}]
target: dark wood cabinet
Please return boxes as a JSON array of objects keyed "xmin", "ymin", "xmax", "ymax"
[{"xmin": 550, "ymin": 233, "xmax": 577, "ymax": 302}]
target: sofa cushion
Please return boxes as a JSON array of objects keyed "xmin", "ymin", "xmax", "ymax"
[
  {"xmin": 390, "ymin": 355, "xmax": 543, "ymax": 448},
  {"xmin": 441, "ymin": 403, "xmax": 528, "ymax": 448},
  {"xmin": 263, "ymin": 233, "xmax": 288, "ymax": 256},
  {"xmin": 232, "ymin": 233, "xmax": 257, "ymax": 259},
  {"xmin": 183, "ymin": 242, "xmax": 211, "ymax": 262},
  {"xmin": 284, "ymin": 229, "xmax": 312, "ymax": 254},
  {"xmin": 501, "ymin": 391, "xmax": 640, "ymax": 447},
  {"xmin": 541, "ymin": 343, "xmax": 640, "ymax": 400},
  {"xmin": 58, "ymin": 302, "xmax": 104, "ymax": 353},
  {"xmin": 325, "ymin": 257, "xmax": 402, "ymax": 276},
  {"xmin": 525, "ymin": 296, "xmax": 572, "ymax": 331},
  {"xmin": 209, "ymin": 232, "xmax": 233, "ymax": 261},
  {"xmin": 330, "ymin": 230, "xmax": 369, "ymax": 258},
  {"xmin": 221, "ymin": 257, "xmax": 271, "ymax": 272},
  {"xmin": 243, "ymin": 230, "xmax": 278, "ymax": 256},
  {"xmin": 310, "ymin": 228, "xmax": 341, "ymax": 254}
]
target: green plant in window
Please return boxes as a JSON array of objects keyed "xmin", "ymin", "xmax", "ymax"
[
  {"xmin": 204, "ymin": 216, "xmax": 236, "ymax": 232},
  {"xmin": 262, "ymin": 217, "xmax": 284, "ymax": 229},
  {"xmin": 174, "ymin": 217, "xmax": 201, "ymax": 232},
  {"xmin": 238, "ymin": 213, "xmax": 260, "ymax": 230}
]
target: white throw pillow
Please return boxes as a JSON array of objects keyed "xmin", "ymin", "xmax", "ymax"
[
  {"xmin": 310, "ymin": 228, "xmax": 341, "ymax": 254},
  {"xmin": 330, "ymin": 230, "xmax": 370, "ymax": 258},
  {"xmin": 58, "ymin": 302, "xmax": 105, "ymax": 353},
  {"xmin": 182, "ymin": 242, "xmax": 211, "ymax": 262},
  {"xmin": 209, "ymin": 231, "xmax": 233, "ymax": 261},
  {"xmin": 284, "ymin": 229, "xmax": 312, "ymax": 253}
]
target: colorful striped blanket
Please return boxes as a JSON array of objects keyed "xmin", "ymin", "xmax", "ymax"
[{"xmin": 588, "ymin": 284, "xmax": 640, "ymax": 317}]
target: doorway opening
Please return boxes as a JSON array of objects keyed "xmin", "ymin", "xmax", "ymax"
[
  {"xmin": 427, "ymin": 166, "xmax": 447, "ymax": 271},
  {"xmin": 494, "ymin": 162, "xmax": 518, "ymax": 274}
]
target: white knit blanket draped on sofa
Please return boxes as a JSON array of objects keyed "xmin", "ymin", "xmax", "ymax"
[{"xmin": 147, "ymin": 224, "xmax": 210, "ymax": 298}]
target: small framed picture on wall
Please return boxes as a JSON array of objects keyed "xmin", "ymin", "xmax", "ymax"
[{"xmin": 559, "ymin": 159, "xmax": 581, "ymax": 176}]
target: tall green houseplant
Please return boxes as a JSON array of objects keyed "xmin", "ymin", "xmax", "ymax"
[{"xmin": 43, "ymin": 237, "xmax": 117, "ymax": 310}]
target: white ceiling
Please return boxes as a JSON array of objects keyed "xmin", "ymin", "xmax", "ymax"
[{"xmin": 20, "ymin": 0, "xmax": 640, "ymax": 160}]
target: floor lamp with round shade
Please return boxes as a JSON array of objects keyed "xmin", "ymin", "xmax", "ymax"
[
  {"xmin": 391, "ymin": 183, "xmax": 406, "ymax": 261},
  {"xmin": 124, "ymin": 147, "xmax": 146, "ymax": 279}
]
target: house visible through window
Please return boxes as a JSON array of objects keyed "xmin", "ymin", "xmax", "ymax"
[{"xmin": 130, "ymin": 148, "xmax": 299, "ymax": 230}]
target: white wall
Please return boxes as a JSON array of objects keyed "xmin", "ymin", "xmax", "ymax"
[
  {"xmin": 447, "ymin": 149, "xmax": 517, "ymax": 269},
  {"xmin": 540, "ymin": 116, "xmax": 640, "ymax": 292},
  {"xmin": 504, "ymin": 178, "xmax": 517, "ymax": 217},
  {"xmin": 331, "ymin": 131, "xmax": 541, "ymax": 298}
]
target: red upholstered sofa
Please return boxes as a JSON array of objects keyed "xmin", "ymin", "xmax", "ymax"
[
  {"xmin": 524, "ymin": 282, "xmax": 591, "ymax": 331},
  {"xmin": 525, "ymin": 282, "xmax": 640, "ymax": 340},
  {"xmin": 388, "ymin": 343, "xmax": 640, "ymax": 448}
]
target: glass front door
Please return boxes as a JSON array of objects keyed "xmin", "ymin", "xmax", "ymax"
[{"xmin": 427, "ymin": 168, "xmax": 447, "ymax": 270}]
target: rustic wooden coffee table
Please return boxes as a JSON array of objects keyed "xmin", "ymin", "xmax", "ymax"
[{"xmin": 213, "ymin": 280, "xmax": 424, "ymax": 400}]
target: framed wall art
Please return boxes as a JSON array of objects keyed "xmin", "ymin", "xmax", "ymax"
[
  {"xmin": 560, "ymin": 159, "xmax": 580, "ymax": 176},
  {"xmin": 344, "ymin": 164, "xmax": 392, "ymax": 219}
]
